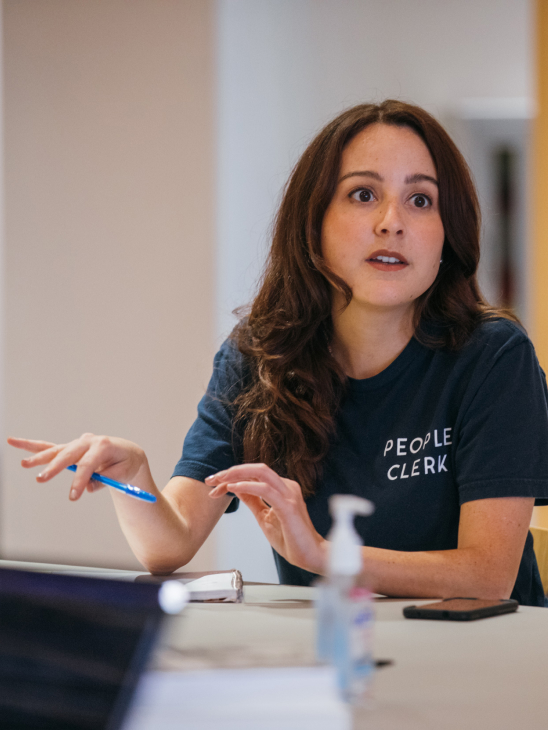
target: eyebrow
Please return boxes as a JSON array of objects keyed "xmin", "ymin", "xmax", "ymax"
[
  {"xmin": 406, "ymin": 173, "xmax": 438, "ymax": 187},
  {"xmin": 338, "ymin": 170, "xmax": 438, "ymax": 187}
]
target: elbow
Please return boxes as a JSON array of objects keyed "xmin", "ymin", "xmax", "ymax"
[
  {"xmin": 492, "ymin": 578, "xmax": 515, "ymax": 601},
  {"xmin": 494, "ymin": 575, "xmax": 515, "ymax": 600},
  {"xmin": 138, "ymin": 549, "xmax": 198, "ymax": 577},
  {"xmin": 473, "ymin": 582, "xmax": 513, "ymax": 601},
  {"xmin": 466, "ymin": 568, "xmax": 516, "ymax": 601},
  {"xmin": 146, "ymin": 564, "xmax": 178, "ymax": 577},
  {"xmin": 483, "ymin": 560, "xmax": 518, "ymax": 600}
]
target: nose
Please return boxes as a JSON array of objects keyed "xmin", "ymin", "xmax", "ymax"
[{"xmin": 374, "ymin": 198, "xmax": 404, "ymax": 237}]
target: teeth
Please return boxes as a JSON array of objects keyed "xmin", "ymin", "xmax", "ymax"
[{"xmin": 373, "ymin": 255, "xmax": 402, "ymax": 264}]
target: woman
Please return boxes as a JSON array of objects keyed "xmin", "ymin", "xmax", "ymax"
[{"xmin": 10, "ymin": 100, "xmax": 548, "ymax": 605}]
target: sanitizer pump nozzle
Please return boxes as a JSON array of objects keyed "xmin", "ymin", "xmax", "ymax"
[
  {"xmin": 316, "ymin": 494, "xmax": 375, "ymax": 704},
  {"xmin": 328, "ymin": 495, "xmax": 374, "ymax": 578}
]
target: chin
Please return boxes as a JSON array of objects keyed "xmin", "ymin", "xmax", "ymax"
[
  {"xmin": 355, "ymin": 280, "xmax": 436, "ymax": 310},
  {"xmin": 351, "ymin": 288, "xmax": 415, "ymax": 310}
]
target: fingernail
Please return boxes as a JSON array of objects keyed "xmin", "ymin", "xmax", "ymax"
[
  {"xmin": 70, "ymin": 489, "xmax": 78, "ymax": 500},
  {"xmin": 206, "ymin": 472, "xmax": 225, "ymax": 482},
  {"xmin": 38, "ymin": 471, "xmax": 46, "ymax": 479}
]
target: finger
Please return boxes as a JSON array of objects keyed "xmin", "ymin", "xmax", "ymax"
[
  {"xmin": 21, "ymin": 444, "xmax": 65, "ymax": 468},
  {"xmin": 220, "ymin": 480, "xmax": 288, "ymax": 511},
  {"xmin": 7, "ymin": 437, "xmax": 57, "ymax": 453},
  {"xmin": 205, "ymin": 471, "xmax": 229, "ymax": 485},
  {"xmin": 208, "ymin": 481, "xmax": 231, "ymax": 498},
  {"xmin": 237, "ymin": 493, "xmax": 271, "ymax": 521},
  {"xmin": 36, "ymin": 437, "xmax": 94, "ymax": 483},
  {"xmin": 206, "ymin": 464, "xmax": 285, "ymax": 491},
  {"xmin": 210, "ymin": 480, "xmax": 268, "ymax": 499},
  {"xmin": 236, "ymin": 494, "xmax": 285, "ymax": 552},
  {"xmin": 68, "ymin": 442, "xmax": 115, "ymax": 500},
  {"xmin": 86, "ymin": 480, "xmax": 106, "ymax": 493},
  {"xmin": 69, "ymin": 463, "xmax": 97, "ymax": 501},
  {"xmin": 209, "ymin": 481, "xmax": 256, "ymax": 500}
]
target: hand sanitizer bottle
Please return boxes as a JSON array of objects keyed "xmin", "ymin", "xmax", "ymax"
[{"xmin": 316, "ymin": 494, "xmax": 375, "ymax": 704}]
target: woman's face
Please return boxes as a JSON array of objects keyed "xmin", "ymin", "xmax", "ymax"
[{"xmin": 321, "ymin": 123, "xmax": 445, "ymax": 314}]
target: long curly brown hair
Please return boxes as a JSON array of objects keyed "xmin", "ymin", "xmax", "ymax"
[{"xmin": 231, "ymin": 100, "xmax": 512, "ymax": 497}]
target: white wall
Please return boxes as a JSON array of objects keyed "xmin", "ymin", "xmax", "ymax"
[
  {"xmin": 217, "ymin": 0, "xmax": 534, "ymax": 329},
  {"xmin": 215, "ymin": 0, "xmax": 534, "ymax": 581}
]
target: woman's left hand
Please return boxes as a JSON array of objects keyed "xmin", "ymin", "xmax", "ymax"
[{"xmin": 205, "ymin": 464, "xmax": 328, "ymax": 575}]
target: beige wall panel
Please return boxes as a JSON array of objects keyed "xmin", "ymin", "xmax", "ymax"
[
  {"xmin": 2, "ymin": 0, "xmax": 217, "ymax": 569},
  {"xmin": 533, "ymin": 0, "xmax": 548, "ymax": 368},
  {"xmin": 532, "ymin": 0, "xmax": 548, "ymax": 528}
]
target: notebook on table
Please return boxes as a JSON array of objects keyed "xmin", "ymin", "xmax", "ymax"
[{"xmin": 0, "ymin": 566, "xmax": 186, "ymax": 730}]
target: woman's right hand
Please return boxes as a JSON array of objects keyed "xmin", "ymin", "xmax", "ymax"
[
  {"xmin": 7, "ymin": 434, "xmax": 151, "ymax": 501},
  {"xmin": 8, "ymin": 434, "xmax": 234, "ymax": 574}
]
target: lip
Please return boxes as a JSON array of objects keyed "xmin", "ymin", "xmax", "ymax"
[
  {"xmin": 367, "ymin": 249, "xmax": 409, "ymax": 264},
  {"xmin": 366, "ymin": 249, "xmax": 409, "ymax": 272}
]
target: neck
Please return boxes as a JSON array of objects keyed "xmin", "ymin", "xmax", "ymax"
[{"xmin": 331, "ymin": 299, "xmax": 415, "ymax": 380}]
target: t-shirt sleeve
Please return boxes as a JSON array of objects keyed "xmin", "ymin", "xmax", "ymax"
[
  {"xmin": 172, "ymin": 339, "xmax": 247, "ymax": 513},
  {"xmin": 456, "ymin": 340, "xmax": 548, "ymax": 506}
]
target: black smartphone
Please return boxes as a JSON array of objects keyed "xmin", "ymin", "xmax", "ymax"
[{"xmin": 403, "ymin": 597, "xmax": 519, "ymax": 621}]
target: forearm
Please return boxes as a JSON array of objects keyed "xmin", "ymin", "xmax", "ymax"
[
  {"xmin": 111, "ymin": 486, "xmax": 194, "ymax": 574},
  {"xmin": 361, "ymin": 545, "xmax": 515, "ymax": 599},
  {"xmin": 107, "ymin": 461, "xmax": 200, "ymax": 573},
  {"xmin": 112, "ymin": 471, "xmax": 228, "ymax": 574},
  {"xmin": 359, "ymin": 498, "xmax": 533, "ymax": 599}
]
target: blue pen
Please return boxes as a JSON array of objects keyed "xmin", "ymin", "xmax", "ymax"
[{"xmin": 66, "ymin": 464, "xmax": 157, "ymax": 503}]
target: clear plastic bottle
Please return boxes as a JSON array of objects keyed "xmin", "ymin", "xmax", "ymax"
[{"xmin": 316, "ymin": 494, "xmax": 375, "ymax": 704}]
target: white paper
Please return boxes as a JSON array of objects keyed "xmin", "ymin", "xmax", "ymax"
[
  {"xmin": 122, "ymin": 666, "xmax": 351, "ymax": 730},
  {"xmin": 184, "ymin": 572, "xmax": 241, "ymax": 602}
]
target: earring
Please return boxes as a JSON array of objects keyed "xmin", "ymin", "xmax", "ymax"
[{"xmin": 440, "ymin": 258, "xmax": 443, "ymax": 264}]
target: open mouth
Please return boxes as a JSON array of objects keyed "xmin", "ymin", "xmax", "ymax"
[
  {"xmin": 369, "ymin": 255, "xmax": 405, "ymax": 264},
  {"xmin": 366, "ymin": 250, "xmax": 409, "ymax": 270}
]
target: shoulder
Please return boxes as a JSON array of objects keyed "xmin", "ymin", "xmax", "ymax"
[
  {"xmin": 421, "ymin": 317, "xmax": 534, "ymax": 369},
  {"xmin": 457, "ymin": 317, "xmax": 534, "ymax": 368},
  {"xmin": 466, "ymin": 317, "xmax": 530, "ymax": 353},
  {"xmin": 209, "ymin": 337, "xmax": 251, "ymax": 399},
  {"xmin": 463, "ymin": 317, "xmax": 541, "ymax": 372},
  {"xmin": 213, "ymin": 336, "xmax": 246, "ymax": 370},
  {"xmin": 454, "ymin": 318, "xmax": 545, "ymax": 407},
  {"xmin": 418, "ymin": 318, "xmax": 542, "ymax": 404}
]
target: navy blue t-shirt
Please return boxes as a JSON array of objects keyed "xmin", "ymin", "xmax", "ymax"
[{"xmin": 173, "ymin": 319, "xmax": 548, "ymax": 606}]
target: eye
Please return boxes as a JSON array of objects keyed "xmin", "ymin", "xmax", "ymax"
[
  {"xmin": 350, "ymin": 188, "xmax": 375, "ymax": 203},
  {"xmin": 411, "ymin": 193, "xmax": 432, "ymax": 208}
]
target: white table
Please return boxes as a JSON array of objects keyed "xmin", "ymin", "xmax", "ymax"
[{"xmin": 2, "ymin": 560, "xmax": 547, "ymax": 729}]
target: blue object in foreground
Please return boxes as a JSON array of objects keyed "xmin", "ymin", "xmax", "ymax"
[{"xmin": 66, "ymin": 465, "xmax": 157, "ymax": 503}]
